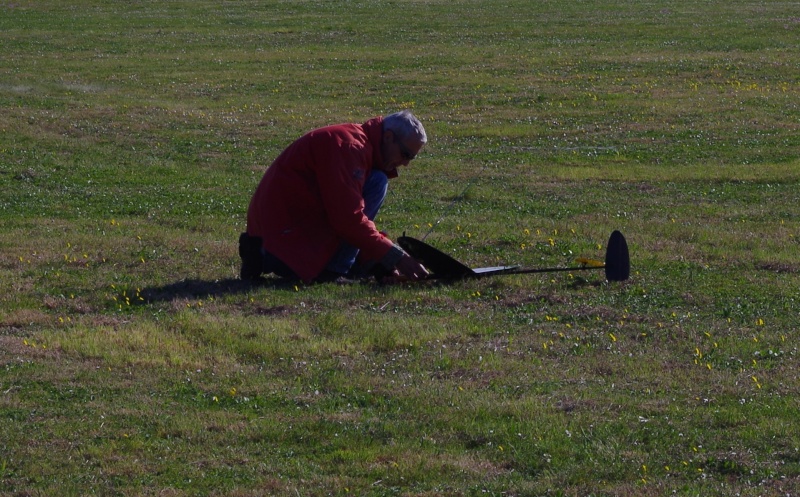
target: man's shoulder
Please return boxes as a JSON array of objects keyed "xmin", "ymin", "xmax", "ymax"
[
  {"xmin": 303, "ymin": 122, "xmax": 376, "ymax": 153},
  {"xmin": 310, "ymin": 122, "xmax": 364, "ymax": 138},
  {"xmin": 309, "ymin": 117, "xmax": 381, "ymax": 141}
]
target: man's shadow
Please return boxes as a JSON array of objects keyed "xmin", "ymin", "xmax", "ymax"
[{"xmin": 140, "ymin": 277, "xmax": 296, "ymax": 303}]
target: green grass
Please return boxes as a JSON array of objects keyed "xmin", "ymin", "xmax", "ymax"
[{"xmin": 3, "ymin": 0, "xmax": 800, "ymax": 495}]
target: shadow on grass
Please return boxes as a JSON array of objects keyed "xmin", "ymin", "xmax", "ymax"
[
  {"xmin": 139, "ymin": 275, "xmax": 476, "ymax": 303},
  {"xmin": 140, "ymin": 277, "xmax": 297, "ymax": 303}
]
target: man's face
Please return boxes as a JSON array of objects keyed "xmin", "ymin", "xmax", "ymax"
[{"xmin": 379, "ymin": 130, "xmax": 424, "ymax": 176}]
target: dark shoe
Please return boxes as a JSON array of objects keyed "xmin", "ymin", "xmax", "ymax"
[
  {"xmin": 240, "ymin": 259, "xmax": 261, "ymax": 281},
  {"xmin": 239, "ymin": 232, "xmax": 263, "ymax": 280}
]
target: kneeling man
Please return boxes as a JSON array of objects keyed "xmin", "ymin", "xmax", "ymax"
[{"xmin": 240, "ymin": 110, "xmax": 429, "ymax": 283}]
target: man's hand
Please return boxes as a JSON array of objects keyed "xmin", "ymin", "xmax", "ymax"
[{"xmin": 393, "ymin": 253, "xmax": 429, "ymax": 281}]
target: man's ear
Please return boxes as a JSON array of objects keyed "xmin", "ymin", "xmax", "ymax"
[{"xmin": 383, "ymin": 129, "xmax": 394, "ymax": 144}]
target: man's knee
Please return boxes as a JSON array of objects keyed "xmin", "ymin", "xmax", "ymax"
[
  {"xmin": 363, "ymin": 170, "xmax": 389, "ymax": 220},
  {"xmin": 366, "ymin": 170, "xmax": 389, "ymax": 194}
]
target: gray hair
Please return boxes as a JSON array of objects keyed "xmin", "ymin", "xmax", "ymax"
[{"xmin": 383, "ymin": 110, "xmax": 427, "ymax": 144}]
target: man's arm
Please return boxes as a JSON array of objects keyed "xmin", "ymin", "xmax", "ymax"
[{"xmin": 314, "ymin": 138, "xmax": 396, "ymax": 259}]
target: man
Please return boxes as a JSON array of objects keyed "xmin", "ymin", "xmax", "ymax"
[{"xmin": 239, "ymin": 110, "xmax": 429, "ymax": 283}]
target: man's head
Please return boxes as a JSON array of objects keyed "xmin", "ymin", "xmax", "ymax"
[{"xmin": 379, "ymin": 110, "xmax": 427, "ymax": 175}]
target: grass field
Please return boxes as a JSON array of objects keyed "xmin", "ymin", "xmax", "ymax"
[{"xmin": 2, "ymin": 0, "xmax": 800, "ymax": 495}]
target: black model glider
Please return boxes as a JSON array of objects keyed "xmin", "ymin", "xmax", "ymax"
[{"xmin": 398, "ymin": 230, "xmax": 630, "ymax": 282}]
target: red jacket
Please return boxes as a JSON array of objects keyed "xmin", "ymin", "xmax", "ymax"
[{"xmin": 246, "ymin": 117, "xmax": 396, "ymax": 282}]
